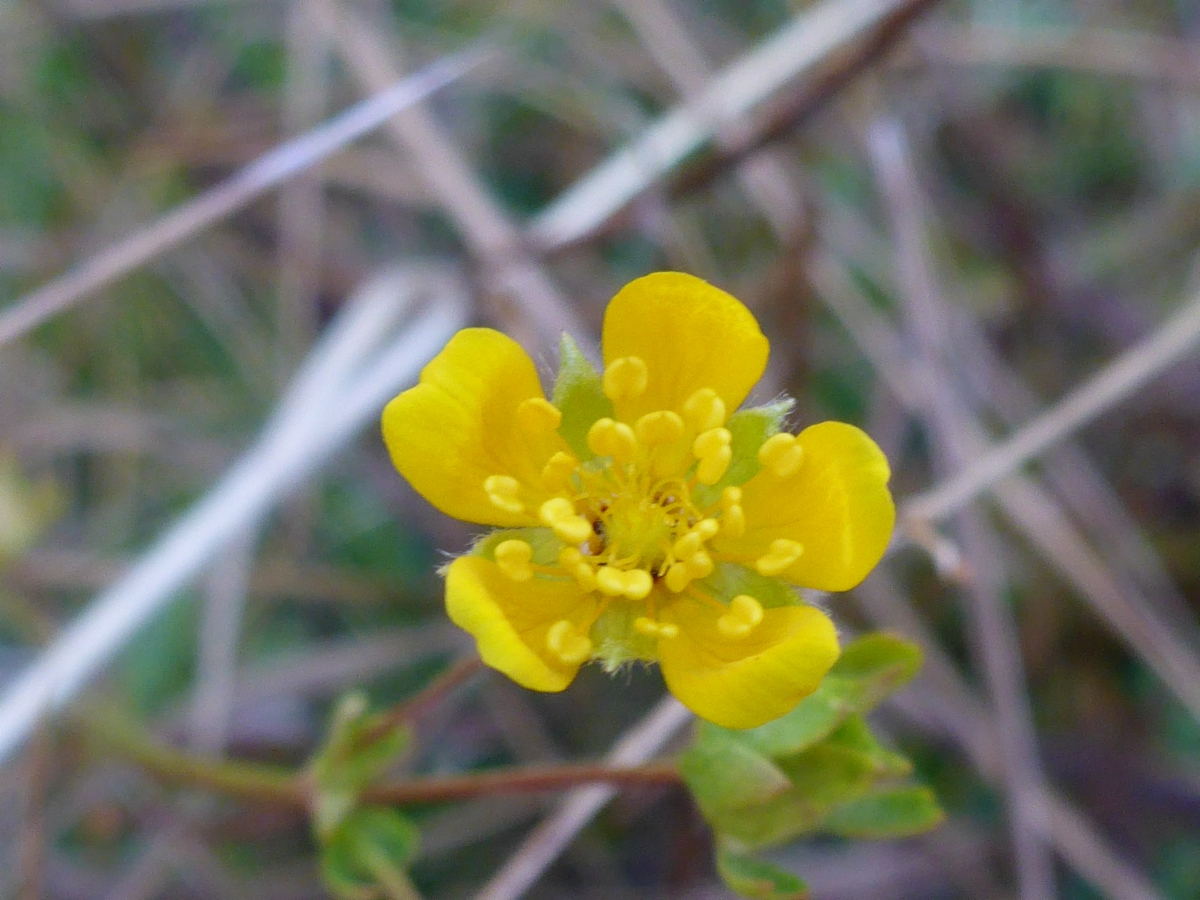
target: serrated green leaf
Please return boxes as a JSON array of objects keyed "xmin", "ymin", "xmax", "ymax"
[
  {"xmin": 679, "ymin": 723, "xmax": 791, "ymax": 813},
  {"xmin": 551, "ymin": 333, "xmax": 611, "ymax": 459},
  {"xmin": 734, "ymin": 633, "xmax": 923, "ymax": 759},
  {"xmin": 710, "ymin": 743, "xmax": 880, "ymax": 848},
  {"xmin": 693, "ymin": 398, "xmax": 794, "ymax": 507},
  {"xmin": 320, "ymin": 807, "xmax": 421, "ymax": 900},
  {"xmin": 821, "ymin": 786, "xmax": 945, "ymax": 838},
  {"xmin": 716, "ymin": 846, "xmax": 809, "ymax": 900}
]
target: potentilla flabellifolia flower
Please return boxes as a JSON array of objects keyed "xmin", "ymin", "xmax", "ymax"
[{"xmin": 382, "ymin": 272, "xmax": 894, "ymax": 729}]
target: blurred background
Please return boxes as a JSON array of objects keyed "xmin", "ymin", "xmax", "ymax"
[{"xmin": 2, "ymin": 0, "xmax": 1200, "ymax": 898}]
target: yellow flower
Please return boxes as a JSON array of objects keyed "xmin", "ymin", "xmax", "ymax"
[{"xmin": 381, "ymin": 272, "xmax": 894, "ymax": 729}]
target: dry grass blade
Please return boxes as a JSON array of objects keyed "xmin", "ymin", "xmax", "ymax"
[{"xmin": 0, "ymin": 49, "xmax": 483, "ymax": 348}]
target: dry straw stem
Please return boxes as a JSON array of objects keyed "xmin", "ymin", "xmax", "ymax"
[
  {"xmin": 914, "ymin": 24, "xmax": 1200, "ymax": 88},
  {"xmin": 530, "ymin": 0, "xmax": 937, "ymax": 252},
  {"xmin": 855, "ymin": 581, "xmax": 1166, "ymax": 900},
  {"xmin": 472, "ymin": 696, "xmax": 693, "ymax": 900},
  {"xmin": 809, "ymin": 249, "xmax": 1200, "ymax": 725},
  {"xmin": 313, "ymin": 0, "xmax": 588, "ymax": 353},
  {"xmin": 902, "ymin": 285, "xmax": 1200, "ymax": 523},
  {"xmin": 0, "ymin": 267, "xmax": 469, "ymax": 767},
  {"xmin": 0, "ymin": 49, "xmax": 483, "ymax": 349},
  {"xmin": 867, "ymin": 116, "xmax": 1056, "ymax": 900}
]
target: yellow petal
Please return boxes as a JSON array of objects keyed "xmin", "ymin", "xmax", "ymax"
[
  {"xmin": 381, "ymin": 328, "xmax": 568, "ymax": 526},
  {"xmin": 713, "ymin": 421, "xmax": 894, "ymax": 592},
  {"xmin": 602, "ymin": 272, "xmax": 769, "ymax": 423},
  {"xmin": 657, "ymin": 596, "xmax": 839, "ymax": 729},
  {"xmin": 445, "ymin": 556, "xmax": 600, "ymax": 692}
]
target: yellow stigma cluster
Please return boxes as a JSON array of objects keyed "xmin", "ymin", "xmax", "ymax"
[{"xmin": 480, "ymin": 355, "xmax": 807, "ymax": 665}]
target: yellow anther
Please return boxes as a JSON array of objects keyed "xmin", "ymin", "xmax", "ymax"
[
  {"xmin": 665, "ymin": 562, "xmax": 692, "ymax": 593},
  {"xmin": 721, "ymin": 503, "xmax": 746, "ymax": 538},
  {"xmin": 559, "ymin": 546, "xmax": 583, "ymax": 568},
  {"xmin": 697, "ymin": 445, "xmax": 732, "ymax": 485},
  {"xmin": 603, "ymin": 356, "xmax": 649, "ymax": 401},
  {"xmin": 694, "ymin": 428, "xmax": 733, "ymax": 485},
  {"xmin": 633, "ymin": 617, "xmax": 679, "ymax": 639},
  {"xmin": 693, "ymin": 427, "xmax": 732, "ymax": 459},
  {"xmin": 687, "ymin": 551, "xmax": 714, "ymax": 579},
  {"xmin": 755, "ymin": 538, "xmax": 804, "ymax": 576},
  {"xmin": 673, "ymin": 531, "xmax": 703, "ymax": 559},
  {"xmin": 721, "ymin": 486, "xmax": 743, "ymax": 508},
  {"xmin": 495, "ymin": 539, "xmax": 533, "ymax": 582},
  {"xmin": 717, "ymin": 594, "xmax": 764, "ymax": 639},
  {"xmin": 541, "ymin": 451, "xmax": 579, "ymax": 492},
  {"xmin": 758, "ymin": 432, "xmax": 804, "ymax": 478},
  {"xmin": 695, "ymin": 518, "xmax": 720, "ymax": 540},
  {"xmin": 484, "ymin": 475, "xmax": 524, "ymax": 514},
  {"xmin": 516, "ymin": 397, "xmax": 562, "ymax": 433},
  {"xmin": 547, "ymin": 620, "xmax": 593, "ymax": 665},
  {"xmin": 635, "ymin": 410, "xmax": 684, "ymax": 446},
  {"xmin": 587, "ymin": 418, "xmax": 637, "ymax": 463},
  {"xmin": 596, "ymin": 565, "xmax": 627, "ymax": 597},
  {"xmin": 623, "ymin": 568, "xmax": 653, "ymax": 600},
  {"xmin": 539, "ymin": 497, "xmax": 593, "ymax": 544},
  {"xmin": 683, "ymin": 388, "xmax": 727, "ymax": 432}
]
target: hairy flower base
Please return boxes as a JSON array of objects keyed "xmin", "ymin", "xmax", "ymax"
[{"xmin": 383, "ymin": 272, "xmax": 895, "ymax": 729}]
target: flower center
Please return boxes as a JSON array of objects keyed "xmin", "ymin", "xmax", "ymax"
[{"xmin": 483, "ymin": 355, "xmax": 807, "ymax": 667}]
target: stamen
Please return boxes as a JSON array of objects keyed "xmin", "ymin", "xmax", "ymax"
[
  {"xmin": 587, "ymin": 418, "xmax": 637, "ymax": 463},
  {"xmin": 633, "ymin": 617, "xmax": 679, "ymax": 639},
  {"xmin": 683, "ymin": 388, "xmax": 726, "ymax": 432},
  {"xmin": 603, "ymin": 356, "xmax": 649, "ymax": 401},
  {"xmin": 695, "ymin": 518, "xmax": 720, "ymax": 540},
  {"xmin": 686, "ymin": 551, "xmax": 714, "ymax": 579},
  {"xmin": 664, "ymin": 562, "xmax": 692, "ymax": 593},
  {"xmin": 719, "ymin": 486, "xmax": 746, "ymax": 538},
  {"xmin": 717, "ymin": 594, "xmax": 764, "ymax": 639},
  {"xmin": 634, "ymin": 410, "xmax": 684, "ymax": 446},
  {"xmin": 541, "ymin": 451, "xmax": 579, "ymax": 492},
  {"xmin": 720, "ymin": 486, "xmax": 742, "ymax": 509},
  {"xmin": 623, "ymin": 568, "xmax": 653, "ymax": 600},
  {"xmin": 693, "ymin": 428, "xmax": 733, "ymax": 485},
  {"xmin": 596, "ymin": 565, "xmax": 627, "ymax": 597},
  {"xmin": 495, "ymin": 539, "xmax": 533, "ymax": 581},
  {"xmin": 755, "ymin": 538, "xmax": 803, "ymax": 576},
  {"xmin": 539, "ymin": 497, "xmax": 593, "ymax": 544},
  {"xmin": 484, "ymin": 475, "xmax": 524, "ymax": 514},
  {"xmin": 517, "ymin": 397, "xmax": 562, "ymax": 433},
  {"xmin": 546, "ymin": 620, "xmax": 593, "ymax": 665},
  {"xmin": 673, "ymin": 531, "xmax": 703, "ymax": 559},
  {"xmin": 758, "ymin": 433, "xmax": 804, "ymax": 478}
]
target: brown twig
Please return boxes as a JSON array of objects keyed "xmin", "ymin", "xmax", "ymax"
[{"xmin": 359, "ymin": 654, "xmax": 485, "ymax": 746}]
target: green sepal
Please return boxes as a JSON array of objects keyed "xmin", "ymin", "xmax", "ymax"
[
  {"xmin": 698, "ymin": 562, "xmax": 802, "ymax": 610},
  {"xmin": 734, "ymin": 633, "xmax": 922, "ymax": 760},
  {"xmin": 716, "ymin": 845, "xmax": 809, "ymax": 900},
  {"xmin": 551, "ymin": 333, "xmax": 612, "ymax": 460},
  {"xmin": 309, "ymin": 693, "xmax": 411, "ymax": 838},
  {"xmin": 678, "ymin": 724, "xmax": 791, "ymax": 813},
  {"xmin": 821, "ymin": 715, "xmax": 912, "ymax": 779},
  {"xmin": 821, "ymin": 785, "xmax": 946, "ymax": 839},
  {"xmin": 692, "ymin": 397, "xmax": 793, "ymax": 507},
  {"xmin": 469, "ymin": 527, "xmax": 564, "ymax": 566},
  {"xmin": 319, "ymin": 807, "xmax": 421, "ymax": 900}
]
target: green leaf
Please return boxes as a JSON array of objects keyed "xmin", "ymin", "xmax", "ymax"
[
  {"xmin": 821, "ymin": 785, "xmax": 946, "ymax": 838},
  {"xmin": 693, "ymin": 398, "xmax": 794, "ymax": 507},
  {"xmin": 679, "ymin": 724, "xmax": 791, "ymax": 813},
  {"xmin": 320, "ymin": 807, "xmax": 421, "ymax": 900},
  {"xmin": 716, "ymin": 846, "xmax": 809, "ymax": 900},
  {"xmin": 551, "ymin": 333, "xmax": 612, "ymax": 460},
  {"xmin": 822, "ymin": 716, "xmax": 912, "ymax": 780},
  {"xmin": 734, "ymin": 634, "xmax": 923, "ymax": 759},
  {"xmin": 710, "ymin": 742, "xmax": 881, "ymax": 848}
]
